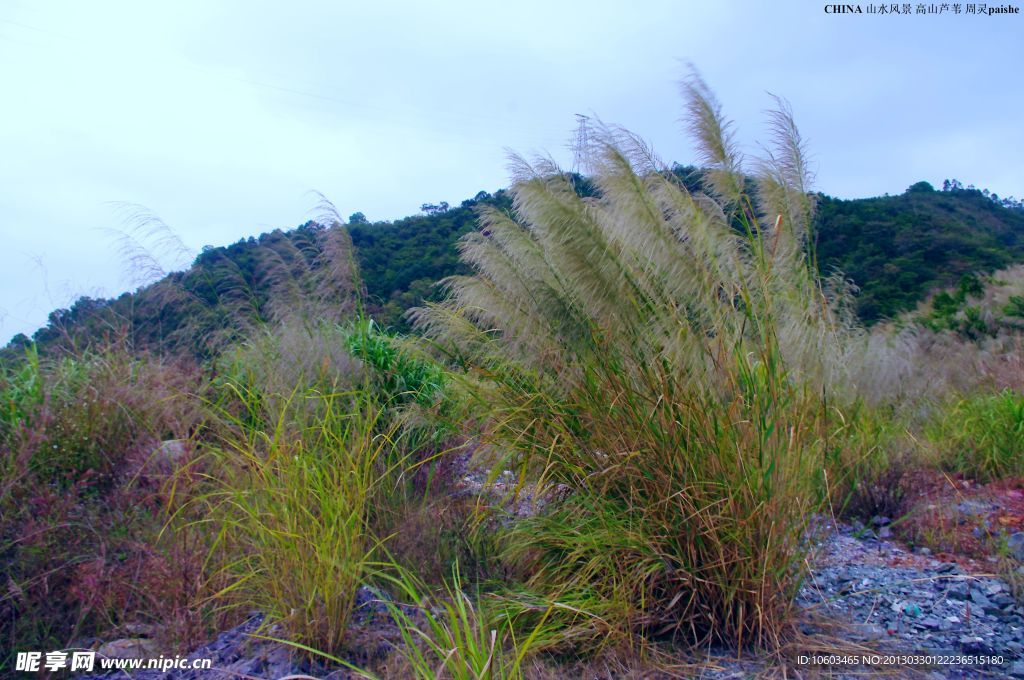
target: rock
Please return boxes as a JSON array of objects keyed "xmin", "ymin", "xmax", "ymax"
[
  {"xmin": 1008, "ymin": 532, "xmax": 1024, "ymax": 561},
  {"xmin": 957, "ymin": 499, "xmax": 998, "ymax": 517},
  {"xmin": 920, "ymin": 616, "xmax": 941, "ymax": 629},
  {"xmin": 121, "ymin": 622, "xmax": 157, "ymax": 637},
  {"xmin": 878, "ymin": 526, "xmax": 892, "ymax": 539},
  {"xmin": 155, "ymin": 439, "xmax": 189, "ymax": 464},
  {"xmin": 970, "ymin": 589, "xmax": 992, "ymax": 608},
  {"xmin": 960, "ymin": 635, "xmax": 995, "ymax": 654},
  {"xmin": 986, "ymin": 604, "xmax": 1010, "ymax": 620},
  {"xmin": 946, "ymin": 582, "xmax": 970, "ymax": 600},
  {"xmin": 97, "ymin": 638, "xmax": 159, "ymax": 660},
  {"xmin": 850, "ymin": 623, "xmax": 886, "ymax": 641},
  {"xmin": 872, "ymin": 515, "xmax": 892, "ymax": 527}
]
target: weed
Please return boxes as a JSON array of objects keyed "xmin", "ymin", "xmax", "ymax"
[{"xmin": 381, "ymin": 564, "xmax": 550, "ymax": 680}]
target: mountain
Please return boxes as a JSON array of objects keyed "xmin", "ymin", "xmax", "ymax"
[
  {"xmin": 815, "ymin": 181, "xmax": 1024, "ymax": 323},
  {"xmin": 4, "ymin": 177, "xmax": 1022, "ymax": 362}
]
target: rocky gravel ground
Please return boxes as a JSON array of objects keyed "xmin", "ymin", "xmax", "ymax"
[
  {"xmin": 785, "ymin": 519, "xmax": 1024, "ymax": 678},
  {"xmin": 84, "ymin": 465, "xmax": 1024, "ymax": 680},
  {"xmin": 86, "ymin": 519, "xmax": 1024, "ymax": 679},
  {"xmin": 89, "ymin": 586, "xmax": 402, "ymax": 680}
]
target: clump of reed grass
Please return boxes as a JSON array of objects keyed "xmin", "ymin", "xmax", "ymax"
[
  {"xmin": 410, "ymin": 72, "xmax": 862, "ymax": 651},
  {"xmin": 193, "ymin": 382, "xmax": 394, "ymax": 655},
  {"xmin": 217, "ymin": 318, "xmax": 363, "ymax": 417},
  {"xmin": 822, "ymin": 405, "xmax": 913, "ymax": 520}
]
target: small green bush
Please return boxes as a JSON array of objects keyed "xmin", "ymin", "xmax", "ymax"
[
  {"xmin": 346, "ymin": 318, "xmax": 447, "ymax": 408},
  {"xmin": 382, "ymin": 564, "xmax": 549, "ymax": 680}
]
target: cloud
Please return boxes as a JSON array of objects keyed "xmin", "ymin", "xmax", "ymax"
[{"xmin": 1, "ymin": 0, "xmax": 1020, "ymax": 340}]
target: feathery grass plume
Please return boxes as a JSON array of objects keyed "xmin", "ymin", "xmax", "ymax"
[
  {"xmin": 411, "ymin": 75, "xmax": 861, "ymax": 652},
  {"xmin": 681, "ymin": 69, "xmax": 746, "ymax": 211},
  {"xmin": 105, "ymin": 203, "xmax": 196, "ymax": 288},
  {"xmin": 99, "ymin": 203, "xmax": 265, "ymax": 356},
  {"xmin": 310, "ymin": 191, "xmax": 367, "ymax": 306},
  {"xmin": 95, "ymin": 197, "xmax": 361, "ymax": 359}
]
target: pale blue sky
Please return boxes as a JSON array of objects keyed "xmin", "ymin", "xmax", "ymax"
[{"xmin": 2, "ymin": 0, "xmax": 1021, "ymax": 342}]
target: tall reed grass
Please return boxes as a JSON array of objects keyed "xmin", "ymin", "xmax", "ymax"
[
  {"xmin": 411, "ymin": 74, "xmax": 859, "ymax": 650},
  {"xmin": 193, "ymin": 378, "xmax": 395, "ymax": 654}
]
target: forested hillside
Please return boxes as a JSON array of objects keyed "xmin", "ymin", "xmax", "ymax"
[
  {"xmin": 5, "ymin": 176, "xmax": 1022, "ymax": 361},
  {"xmin": 816, "ymin": 181, "xmax": 1024, "ymax": 322}
]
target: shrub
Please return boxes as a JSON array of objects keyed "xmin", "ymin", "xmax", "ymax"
[
  {"xmin": 0, "ymin": 345, "xmax": 206, "ymax": 670},
  {"xmin": 822, "ymin": 407, "xmax": 912, "ymax": 521},
  {"xmin": 345, "ymin": 315, "xmax": 457, "ymax": 472},
  {"xmin": 346, "ymin": 317, "xmax": 447, "ymax": 409}
]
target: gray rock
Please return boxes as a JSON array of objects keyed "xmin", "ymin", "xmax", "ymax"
[
  {"xmin": 1009, "ymin": 532, "xmax": 1024, "ymax": 561},
  {"xmin": 154, "ymin": 439, "xmax": 190, "ymax": 464},
  {"xmin": 970, "ymin": 588, "xmax": 992, "ymax": 608},
  {"xmin": 957, "ymin": 499, "xmax": 998, "ymax": 517},
  {"xmin": 960, "ymin": 635, "xmax": 996, "ymax": 654},
  {"xmin": 995, "ymin": 593, "xmax": 1016, "ymax": 606},
  {"xmin": 96, "ymin": 638, "xmax": 159, "ymax": 660},
  {"xmin": 850, "ymin": 622, "xmax": 886, "ymax": 641},
  {"xmin": 946, "ymin": 582, "xmax": 970, "ymax": 600},
  {"xmin": 987, "ymin": 605, "xmax": 1012, "ymax": 620}
]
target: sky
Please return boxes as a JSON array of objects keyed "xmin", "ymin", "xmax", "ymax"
[{"xmin": 1, "ymin": 0, "xmax": 1021, "ymax": 343}]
